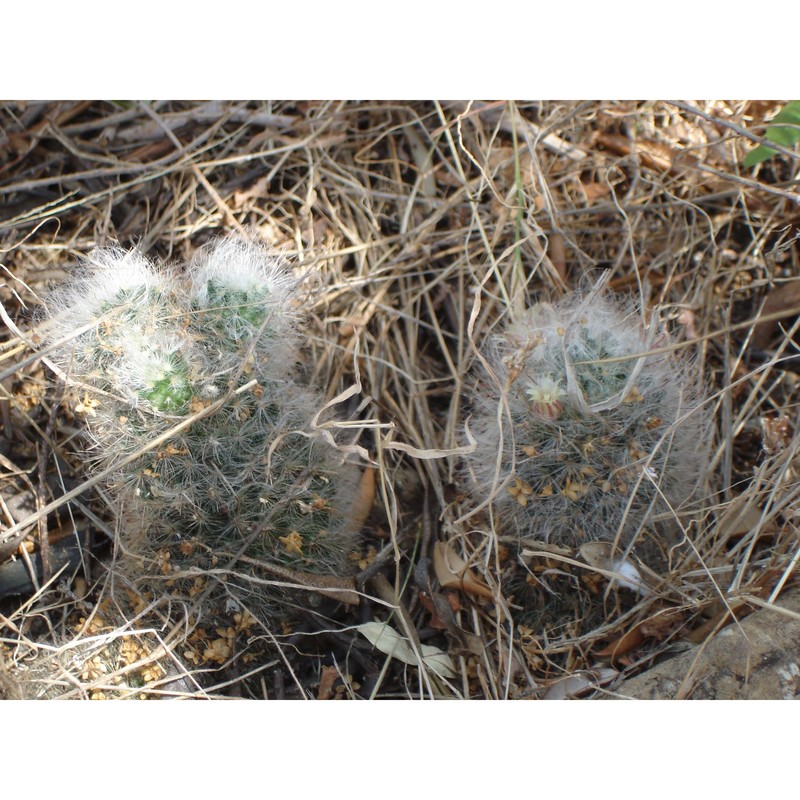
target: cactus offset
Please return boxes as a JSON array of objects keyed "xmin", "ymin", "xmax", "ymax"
[
  {"xmin": 466, "ymin": 281, "xmax": 708, "ymax": 548},
  {"xmin": 44, "ymin": 238, "xmax": 360, "ymax": 615}
]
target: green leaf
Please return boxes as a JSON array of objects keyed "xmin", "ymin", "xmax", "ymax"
[
  {"xmin": 744, "ymin": 101, "xmax": 800, "ymax": 167},
  {"xmin": 744, "ymin": 145, "xmax": 777, "ymax": 167}
]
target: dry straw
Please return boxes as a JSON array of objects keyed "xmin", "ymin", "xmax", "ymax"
[{"xmin": 1, "ymin": 100, "xmax": 799, "ymax": 699}]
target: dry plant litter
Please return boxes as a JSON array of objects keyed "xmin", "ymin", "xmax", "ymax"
[{"xmin": 1, "ymin": 100, "xmax": 799, "ymax": 699}]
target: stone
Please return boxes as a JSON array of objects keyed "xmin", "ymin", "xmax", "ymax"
[{"xmin": 606, "ymin": 588, "xmax": 800, "ymax": 700}]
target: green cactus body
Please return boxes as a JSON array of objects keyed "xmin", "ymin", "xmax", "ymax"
[
  {"xmin": 45, "ymin": 239, "xmax": 360, "ymax": 614},
  {"xmin": 467, "ymin": 287, "xmax": 707, "ymax": 548}
]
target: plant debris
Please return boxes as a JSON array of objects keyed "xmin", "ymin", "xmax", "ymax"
[{"xmin": 2, "ymin": 100, "xmax": 799, "ymax": 699}]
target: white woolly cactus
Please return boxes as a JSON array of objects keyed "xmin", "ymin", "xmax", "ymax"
[
  {"xmin": 43, "ymin": 237, "xmax": 360, "ymax": 615},
  {"xmin": 466, "ymin": 276, "xmax": 708, "ymax": 549}
]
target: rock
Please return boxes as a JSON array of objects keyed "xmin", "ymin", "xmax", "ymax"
[{"xmin": 607, "ymin": 588, "xmax": 800, "ymax": 699}]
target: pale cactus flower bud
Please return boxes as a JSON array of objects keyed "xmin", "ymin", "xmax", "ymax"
[{"xmin": 525, "ymin": 376, "xmax": 566, "ymax": 420}]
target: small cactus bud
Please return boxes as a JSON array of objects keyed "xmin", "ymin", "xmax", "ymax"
[{"xmin": 525, "ymin": 376, "xmax": 566, "ymax": 420}]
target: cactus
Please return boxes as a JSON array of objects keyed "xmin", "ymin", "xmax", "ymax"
[
  {"xmin": 465, "ymin": 278, "xmax": 707, "ymax": 549},
  {"xmin": 44, "ymin": 238, "xmax": 361, "ymax": 617}
]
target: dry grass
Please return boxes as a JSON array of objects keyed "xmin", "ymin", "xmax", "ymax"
[{"xmin": 1, "ymin": 100, "xmax": 799, "ymax": 699}]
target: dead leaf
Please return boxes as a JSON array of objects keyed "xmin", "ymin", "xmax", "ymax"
[
  {"xmin": 444, "ymin": 590, "xmax": 463, "ymax": 613},
  {"xmin": 126, "ymin": 139, "xmax": 174, "ymax": 163},
  {"xmin": 417, "ymin": 591, "xmax": 483, "ymax": 656},
  {"xmin": 317, "ymin": 665, "xmax": 339, "ymax": 700},
  {"xmin": 349, "ymin": 467, "xmax": 375, "ymax": 530},
  {"xmin": 579, "ymin": 542, "xmax": 617, "ymax": 568},
  {"xmin": 580, "ymin": 181, "xmax": 611, "ymax": 204},
  {"xmin": 432, "ymin": 541, "xmax": 493, "ymax": 600},
  {"xmin": 542, "ymin": 668, "xmax": 618, "ymax": 700},
  {"xmin": 684, "ymin": 602, "xmax": 753, "ymax": 644},
  {"xmin": 548, "ymin": 232, "xmax": 567, "ymax": 283},
  {"xmin": 638, "ymin": 607, "xmax": 687, "ymax": 640},
  {"xmin": 752, "ymin": 280, "xmax": 800, "ymax": 349},
  {"xmin": 714, "ymin": 495, "xmax": 774, "ymax": 543},
  {"xmin": 357, "ymin": 621, "xmax": 456, "ymax": 679},
  {"xmin": 594, "ymin": 627, "xmax": 646, "ymax": 661},
  {"xmin": 684, "ymin": 566, "xmax": 782, "ymax": 643},
  {"xmin": 594, "ymin": 132, "xmax": 677, "ymax": 173},
  {"xmin": 232, "ymin": 175, "xmax": 271, "ymax": 209},
  {"xmin": 418, "ymin": 592, "xmax": 450, "ymax": 630},
  {"xmin": 597, "ymin": 602, "xmax": 689, "ymax": 660}
]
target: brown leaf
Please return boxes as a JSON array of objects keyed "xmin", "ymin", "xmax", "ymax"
[
  {"xmin": 580, "ymin": 181, "xmax": 611, "ymax": 204},
  {"xmin": 542, "ymin": 668, "xmax": 618, "ymax": 700},
  {"xmin": 444, "ymin": 590, "xmax": 463, "ymax": 613},
  {"xmin": 232, "ymin": 175, "xmax": 272, "ymax": 209},
  {"xmin": 684, "ymin": 602, "xmax": 754, "ymax": 644},
  {"xmin": 317, "ymin": 665, "xmax": 339, "ymax": 700},
  {"xmin": 418, "ymin": 590, "xmax": 482, "ymax": 655},
  {"xmin": 432, "ymin": 541, "xmax": 493, "ymax": 600},
  {"xmin": 594, "ymin": 626, "xmax": 646, "ymax": 661},
  {"xmin": 714, "ymin": 495, "xmax": 775, "ymax": 543},
  {"xmin": 126, "ymin": 139, "xmax": 174, "ymax": 163},
  {"xmin": 685, "ymin": 566, "xmax": 783, "ymax": 644},
  {"xmin": 548, "ymin": 232, "xmax": 567, "ymax": 283},
  {"xmin": 595, "ymin": 132, "xmax": 677, "ymax": 173},
  {"xmin": 597, "ymin": 600, "xmax": 687, "ymax": 660},
  {"xmin": 418, "ymin": 591, "xmax": 449, "ymax": 630},
  {"xmin": 349, "ymin": 467, "xmax": 376, "ymax": 531},
  {"xmin": 638, "ymin": 607, "xmax": 687, "ymax": 641},
  {"xmin": 579, "ymin": 541, "xmax": 615, "ymax": 570},
  {"xmin": 752, "ymin": 280, "xmax": 800, "ymax": 349}
]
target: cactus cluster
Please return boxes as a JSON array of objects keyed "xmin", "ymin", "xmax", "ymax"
[
  {"xmin": 466, "ymin": 281, "xmax": 707, "ymax": 549},
  {"xmin": 44, "ymin": 238, "xmax": 361, "ymax": 616}
]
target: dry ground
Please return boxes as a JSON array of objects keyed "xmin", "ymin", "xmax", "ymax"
[{"xmin": 1, "ymin": 100, "xmax": 799, "ymax": 699}]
